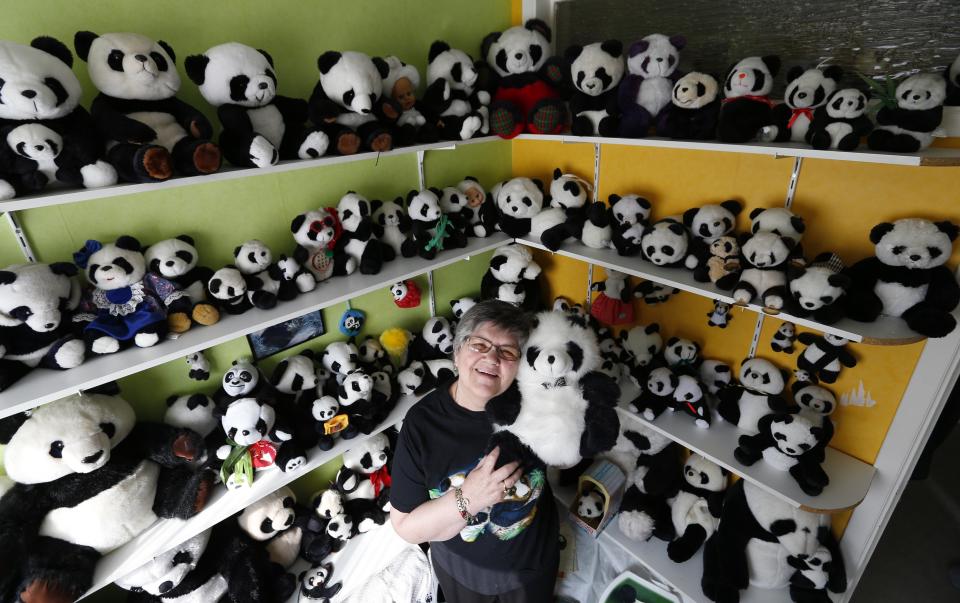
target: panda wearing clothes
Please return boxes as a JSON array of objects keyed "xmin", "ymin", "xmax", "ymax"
[
  {"xmin": 185, "ymin": 42, "xmax": 329, "ymax": 168},
  {"xmin": 74, "ymin": 31, "xmax": 221, "ymax": 182},
  {"xmin": 718, "ymin": 55, "xmax": 780, "ymax": 143}
]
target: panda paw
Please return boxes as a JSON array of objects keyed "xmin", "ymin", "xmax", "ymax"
[
  {"xmin": 695, "ymin": 418, "xmax": 710, "ymax": 429},
  {"xmin": 0, "ymin": 179, "xmax": 14, "ymax": 200},
  {"xmin": 296, "ymin": 272, "xmax": 317, "ymax": 293},
  {"xmin": 460, "ymin": 116, "xmax": 482, "ymax": 140},
  {"xmin": 91, "ymin": 336, "xmax": 120, "ymax": 355},
  {"xmin": 642, "ymin": 409, "xmax": 655, "ymax": 421},
  {"xmin": 473, "ymin": 224, "xmax": 488, "ymax": 237},
  {"xmin": 80, "ymin": 160, "xmax": 118, "ymax": 188},
  {"xmin": 758, "ymin": 125, "xmax": 778, "ymax": 142},
  {"xmin": 343, "ymin": 257, "xmax": 359, "ymax": 275},
  {"xmin": 477, "ymin": 91, "xmax": 491, "ymax": 106},
  {"xmin": 732, "ymin": 289, "xmax": 752, "ymax": 305},
  {"xmin": 249, "ymin": 135, "xmax": 279, "ymax": 168},
  {"xmin": 764, "ymin": 295, "xmax": 784, "ymax": 310},
  {"xmin": 53, "ymin": 338, "xmax": 86, "ymax": 369},
  {"xmin": 134, "ymin": 331, "xmax": 161, "ymax": 347},
  {"xmin": 299, "ymin": 130, "xmax": 331, "ymax": 159},
  {"xmin": 283, "ymin": 455, "xmax": 307, "ymax": 472}
]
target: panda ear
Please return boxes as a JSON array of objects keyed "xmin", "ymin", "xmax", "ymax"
[
  {"xmin": 31, "ymin": 36, "xmax": 73, "ymax": 67},
  {"xmin": 869, "ymin": 222, "xmax": 895, "ymax": 244},
  {"xmin": 73, "ymin": 31, "xmax": 98, "ymax": 62},
  {"xmin": 184, "ymin": 54, "xmax": 209, "ymax": 85},
  {"xmin": 270, "ymin": 360, "xmax": 289, "ymax": 384},
  {"xmin": 737, "ymin": 232, "xmax": 751, "ymax": 246},
  {"xmin": 823, "ymin": 65, "xmax": 843, "ymax": 81},
  {"xmin": 165, "ymin": 395, "xmax": 177, "ymax": 407},
  {"xmin": 601, "ymin": 40, "xmax": 623, "ymax": 57},
  {"xmin": 428, "ymin": 41, "xmax": 451, "ymax": 63},
  {"xmin": 524, "ymin": 18, "xmax": 552, "ymax": 42},
  {"xmin": 608, "ymin": 193, "xmax": 621, "ymax": 203},
  {"xmin": 49, "ymin": 262, "xmax": 78, "ymax": 277},
  {"xmin": 646, "ymin": 323, "xmax": 660, "ymax": 333},
  {"xmin": 786, "ymin": 66, "xmax": 804, "ymax": 83},
  {"xmin": 257, "ymin": 48, "xmax": 275, "ymax": 67},
  {"xmin": 158, "ymin": 40, "xmax": 176, "ymax": 63},
  {"xmin": 481, "ymin": 31, "xmax": 501, "ymax": 60},
  {"xmin": 428, "ymin": 186, "xmax": 442, "ymax": 198},
  {"xmin": 0, "ymin": 270, "xmax": 16, "ymax": 285},
  {"xmin": 668, "ymin": 35, "xmax": 687, "ymax": 51},
  {"xmin": 828, "ymin": 273, "xmax": 852, "ymax": 290},
  {"xmin": 552, "ymin": 167, "xmax": 562, "ymax": 180},
  {"xmin": 790, "ymin": 216, "xmax": 806, "ymax": 234},
  {"xmin": 116, "ymin": 235, "xmax": 142, "ymax": 252},
  {"xmin": 936, "ymin": 221, "xmax": 960, "ymax": 241},
  {"xmin": 667, "ymin": 222, "xmax": 686, "ymax": 236},
  {"xmin": 628, "ymin": 40, "xmax": 650, "ymax": 58},
  {"xmin": 720, "ymin": 199, "xmax": 743, "ymax": 216},
  {"xmin": 317, "ymin": 51, "xmax": 342, "ymax": 75},
  {"xmin": 372, "ymin": 57, "xmax": 390, "ymax": 80},
  {"xmin": 564, "ymin": 44, "xmax": 583, "ymax": 63},
  {"xmin": 761, "ymin": 55, "xmax": 781, "ymax": 76},
  {"xmin": 0, "ymin": 413, "xmax": 29, "ymax": 444},
  {"xmin": 532, "ymin": 179, "xmax": 544, "ymax": 193},
  {"xmin": 406, "ymin": 190, "xmax": 418, "ymax": 205},
  {"xmin": 370, "ymin": 199, "xmax": 382, "ymax": 214},
  {"xmin": 749, "ymin": 207, "xmax": 764, "ymax": 220},
  {"xmin": 291, "ymin": 214, "xmax": 306, "ymax": 234},
  {"xmin": 176, "ymin": 234, "xmax": 195, "ymax": 246},
  {"xmin": 682, "ymin": 207, "xmax": 698, "ymax": 227},
  {"xmin": 789, "ymin": 265, "xmax": 807, "ymax": 279},
  {"xmin": 780, "ymin": 236, "xmax": 796, "ymax": 251}
]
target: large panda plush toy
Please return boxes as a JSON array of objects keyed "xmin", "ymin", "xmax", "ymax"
[
  {"xmin": 0, "ymin": 392, "xmax": 212, "ymax": 602},
  {"xmin": 667, "ymin": 454, "xmax": 728, "ymax": 562},
  {"xmin": 760, "ymin": 65, "xmax": 842, "ymax": 143},
  {"xmin": 868, "ymin": 73, "xmax": 946, "ymax": 153},
  {"xmin": 565, "ymin": 40, "xmax": 625, "ymax": 137},
  {"xmin": 185, "ymin": 42, "xmax": 330, "ymax": 168},
  {"xmin": 618, "ymin": 33, "xmax": 686, "ymax": 138},
  {"xmin": 718, "ymin": 55, "xmax": 781, "ymax": 143},
  {"xmin": 422, "ymin": 40, "xmax": 488, "ymax": 141},
  {"xmin": 0, "ymin": 37, "xmax": 116, "ymax": 198},
  {"xmin": 74, "ymin": 31, "xmax": 222, "ymax": 182},
  {"xmin": 485, "ymin": 310, "xmax": 620, "ymax": 469}
]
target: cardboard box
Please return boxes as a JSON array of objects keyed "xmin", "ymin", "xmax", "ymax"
[{"xmin": 568, "ymin": 458, "xmax": 626, "ymax": 537}]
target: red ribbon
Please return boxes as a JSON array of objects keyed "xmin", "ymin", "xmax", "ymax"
[
  {"xmin": 787, "ymin": 107, "xmax": 814, "ymax": 129},
  {"xmin": 370, "ymin": 466, "xmax": 392, "ymax": 496},
  {"xmin": 249, "ymin": 440, "xmax": 278, "ymax": 469},
  {"xmin": 722, "ymin": 95, "xmax": 774, "ymax": 108}
]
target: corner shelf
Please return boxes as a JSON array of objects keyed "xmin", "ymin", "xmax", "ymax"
[
  {"xmin": 80, "ymin": 393, "xmax": 419, "ymax": 601},
  {"xmin": 0, "ymin": 136, "xmax": 500, "ymax": 213},
  {"xmin": 0, "ymin": 234, "xmax": 509, "ymax": 420},
  {"xmin": 517, "ymin": 238, "xmax": 925, "ymax": 346},
  {"xmin": 516, "ymin": 133, "xmax": 960, "ymax": 167}
]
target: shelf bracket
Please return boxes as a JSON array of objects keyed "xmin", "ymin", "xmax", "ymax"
[
  {"xmin": 747, "ymin": 312, "xmax": 765, "ymax": 358},
  {"xmin": 585, "ymin": 263, "xmax": 594, "ymax": 312},
  {"xmin": 416, "ymin": 150, "xmax": 426, "ymax": 190},
  {"xmin": 427, "ymin": 270, "xmax": 436, "ymax": 317},
  {"xmin": 592, "ymin": 142, "xmax": 601, "ymax": 203},
  {"xmin": 785, "ymin": 156, "xmax": 803, "ymax": 209},
  {"xmin": 5, "ymin": 210, "xmax": 36, "ymax": 262}
]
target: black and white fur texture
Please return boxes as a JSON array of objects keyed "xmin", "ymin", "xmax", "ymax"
[
  {"xmin": 566, "ymin": 40, "xmax": 624, "ymax": 136},
  {"xmin": 371, "ymin": 197, "xmax": 412, "ymax": 258},
  {"xmin": 807, "ymin": 88, "xmax": 872, "ymax": 151},
  {"xmin": 337, "ymin": 191, "xmax": 395, "ymax": 274},
  {"xmin": 422, "ymin": 41, "xmax": 487, "ymax": 141},
  {"xmin": 641, "ymin": 218, "xmax": 692, "ymax": 268},
  {"xmin": 868, "ymin": 73, "xmax": 946, "ymax": 152},
  {"xmin": 684, "ymin": 200, "xmax": 742, "ymax": 282},
  {"xmin": 718, "ymin": 55, "xmax": 780, "ymax": 143},
  {"xmin": 735, "ymin": 410, "xmax": 831, "ymax": 496},
  {"xmin": 760, "ymin": 65, "xmax": 842, "ymax": 143},
  {"xmin": 796, "ymin": 333, "xmax": 856, "ymax": 384},
  {"xmin": 618, "ymin": 34, "xmax": 686, "ymax": 138},
  {"xmin": 233, "ymin": 239, "xmax": 292, "ymax": 309},
  {"xmin": 617, "ymin": 424, "xmax": 683, "ymax": 543},
  {"xmin": 717, "ymin": 357, "xmax": 788, "ymax": 434},
  {"xmin": 145, "ymin": 235, "xmax": 219, "ymax": 327},
  {"xmin": 721, "ymin": 231, "xmax": 795, "ymax": 310},
  {"xmin": 770, "ymin": 322, "xmax": 796, "ymax": 354},
  {"xmin": 787, "ymin": 252, "xmax": 850, "ymax": 324},
  {"xmin": 491, "ymin": 176, "xmax": 565, "ymax": 244},
  {"xmin": 667, "ymin": 454, "xmax": 727, "ymax": 562},
  {"xmin": 657, "ymin": 71, "xmax": 720, "ymax": 140}
]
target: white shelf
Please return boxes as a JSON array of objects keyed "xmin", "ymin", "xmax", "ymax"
[
  {"xmin": 80, "ymin": 393, "xmax": 419, "ymax": 601},
  {"xmin": 0, "ymin": 234, "xmax": 509, "ymax": 419},
  {"xmin": 0, "ymin": 137, "xmax": 500, "ymax": 213},
  {"xmin": 516, "ymin": 133, "xmax": 960, "ymax": 167},
  {"xmin": 518, "ymin": 238, "xmax": 925, "ymax": 345}
]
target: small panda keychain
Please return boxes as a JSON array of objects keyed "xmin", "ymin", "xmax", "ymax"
[
  {"xmin": 339, "ymin": 307, "xmax": 365, "ymax": 337},
  {"xmin": 391, "ymin": 279, "xmax": 421, "ymax": 308}
]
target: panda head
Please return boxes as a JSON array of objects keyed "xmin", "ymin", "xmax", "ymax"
[
  {"xmin": 549, "ymin": 169, "xmax": 590, "ymax": 210},
  {"xmin": 233, "ymin": 239, "xmax": 273, "ymax": 275},
  {"xmin": 683, "ymin": 200, "xmax": 742, "ymax": 243},
  {"xmin": 520, "ymin": 311, "xmax": 600, "ymax": 386},
  {"xmin": 699, "ymin": 359, "xmax": 732, "ymax": 395},
  {"xmin": 672, "ymin": 374, "xmax": 703, "ymax": 404},
  {"xmin": 823, "ymin": 333, "xmax": 850, "ymax": 347},
  {"xmin": 397, "ymin": 360, "xmax": 425, "ymax": 395},
  {"xmin": 422, "ymin": 316, "xmax": 454, "ymax": 355},
  {"xmin": 0, "ymin": 262, "xmax": 77, "ymax": 333},
  {"xmin": 217, "ymin": 398, "xmax": 274, "ymax": 446},
  {"xmin": 870, "ymin": 218, "xmax": 958, "ymax": 270},
  {"xmin": 683, "ymin": 454, "xmax": 728, "ymax": 492},
  {"xmin": 576, "ymin": 490, "xmax": 605, "ymax": 519},
  {"xmin": 238, "ymin": 486, "xmax": 297, "ymax": 541},
  {"xmin": 300, "ymin": 563, "xmax": 336, "ymax": 597},
  {"xmin": 741, "ymin": 231, "xmax": 794, "ymax": 269},
  {"xmin": 372, "ymin": 198, "xmax": 409, "ymax": 230},
  {"xmin": 338, "ymin": 368, "xmax": 373, "ymax": 405},
  {"xmin": 566, "ymin": 40, "xmax": 624, "ymax": 98},
  {"xmin": 322, "ymin": 341, "xmax": 359, "ymax": 375},
  {"xmin": 482, "ymin": 19, "xmax": 552, "ymax": 77},
  {"xmin": 646, "ymin": 366, "xmax": 678, "ymax": 396},
  {"xmin": 723, "ymin": 55, "xmax": 781, "ymax": 99},
  {"xmin": 357, "ymin": 336, "xmax": 386, "ymax": 366},
  {"xmin": 185, "ymin": 42, "xmax": 277, "ymax": 108},
  {"xmin": 825, "ymin": 87, "xmax": 868, "ymax": 119},
  {"xmin": 326, "ymin": 512, "xmax": 354, "ymax": 541},
  {"xmin": 641, "ymin": 219, "xmax": 689, "ymax": 266},
  {"xmin": 456, "ymin": 177, "xmax": 487, "ymax": 210},
  {"xmin": 789, "ymin": 261, "xmax": 850, "ymax": 311},
  {"xmin": 672, "ymin": 71, "xmax": 719, "ymax": 109},
  {"xmin": 164, "ymin": 393, "xmax": 217, "ymax": 436},
  {"xmin": 311, "ymin": 395, "xmax": 340, "ymax": 422},
  {"xmin": 427, "ymin": 41, "xmax": 478, "ymax": 92},
  {"xmin": 895, "ymin": 73, "xmax": 946, "ymax": 111},
  {"xmin": 75, "ymin": 236, "xmax": 146, "ymax": 292},
  {"xmin": 271, "ymin": 352, "xmax": 318, "ymax": 395},
  {"xmin": 343, "ymin": 432, "xmax": 390, "ymax": 473},
  {"xmin": 75, "ymin": 31, "xmax": 179, "ymax": 100},
  {"xmin": 440, "ymin": 187, "xmax": 467, "ymax": 214},
  {"xmin": 371, "ymin": 370, "xmax": 393, "ymax": 399},
  {"xmin": 552, "ymin": 296, "xmax": 572, "ymax": 313},
  {"xmin": 145, "ymin": 235, "xmax": 198, "ymax": 279},
  {"xmin": 313, "ymin": 488, "xmax": 344, "ymax": 519},
  {"xmin": 338, "ymin": 192, "xmax": 372, "ymax": 233},
  {"xmin": 492, "ymin": 177, "xmax": 544, "ymax": 218},
  {"xmin": 783, "ymin": 65, "xmax": 842, "ymax": 110},
  {"xmin": 317, "ymin": 50, "xmax": 388, "ymax": 116},
  {"xmin": 609, "ymin": 194, "xmax": 652, "ymax": 226},
  {"xmin": 709, "ymin": 236, "xmax": 739, "ymax": 260},
  {"xmin": 768, "ymin": 413, "xmax": 822, "ymax": 457},
  {"xmin": 739, "ymin": 357, "xmax": 785, "ymax": 395},
  {"xmin": 489, "ymin": 244, "xmax": 540, "ymax": 283},
  {"xmin": 621, "ymin": 322, "xmax": 662, "ymax": 367},
  {"xmin": 221, "ymin": 358, "xmax": 261, "ymax": 397},
  {"xmin": 749, "ymin": 207, "xmax": 805, "ymax": 244},
  {"xmin": 115, "ymin": 529, "xmax": 210, "ymax": 596},
  {"xmin": 0, "ymin": 392, "xmax": 135, "ymax": 484},
  {"xmin": 0, "ymin": 37, "xmax": 82, "ymax": 120},
  {"xmin": 792, "ymin": 382, "xmax": 836, "ymax": 416},
  {"xmin": 778, "ymin": 322, "xmax": 796, "ymax": 337},
  {"xmin": 406, "ymin": 188, "xmax": 442, "ymax": 223},
  {"xmin": 626, "ymin": 33, "xmax": 685, "ymax": 78},
  {"xmin": 291, "ymin": 208, "xmax": 343, "ymax": 250},
  {"xmin": 664, "ymin": 337, "xmax": 700, "ymax": 368},
  {"xmin": 207, "ymin": 266, "xmax": 247, "ymax": 301},
  {"xmin": 450, "ymin": 297, "xmax": 476, "ymax": 320}
]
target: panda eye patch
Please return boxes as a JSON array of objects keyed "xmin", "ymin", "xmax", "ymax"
[
  {"xmin": 100, "ymin": 422, "xmax": 116, "ymax": 438},
  {"xmin": 265, "ymin": 69, "xmax": 277, "ymax": 85},
  {"xmin": 150, "ymin": 52, "xmax": 168, "ymax": 72},
  {"xmin": 929, "ymin": 247, "xmax": 943, "ymax": 258},
  {"xmin": 10, "ymin": 306, "xmax": 32, "ymax": 320},
  {"xmin": 49, "ymin": 440, "xmax": 64, "ymax": 458},
  {"xmin": 343, "ymin": 90, "xmax": 355, "ymax": 106},
  {"xmin": 529, "ymin": 44, "xmax": 542, "ymax": 64},
  {"xmin": 108, "ymin": 49, "xmax": 125, "ymax": 71},
  {"xmin": 774, "ymin": 432, "xmax": 787, "ymax": 441},
  {"xmin": 892, "ymin": 245, "xmax": 906, "ymax": 255}
]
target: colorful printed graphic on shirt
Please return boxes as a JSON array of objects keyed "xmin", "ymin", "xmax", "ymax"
[{"xmin": 429, "ymin": 459, "xmax": 545, "ymax": 542}]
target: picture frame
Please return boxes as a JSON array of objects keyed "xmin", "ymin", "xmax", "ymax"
[{"xmin": 247, "ymin": 310, "xmax": 326, "ymax": 360}]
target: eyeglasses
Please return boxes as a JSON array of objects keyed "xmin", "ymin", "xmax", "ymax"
[{"xmin": 465, "ymin": 335, "xmax": 521, "ymax": 362}]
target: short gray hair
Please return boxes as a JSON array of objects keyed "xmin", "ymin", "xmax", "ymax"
[{"xmin": 453, "ymin": 300, "xmax": 532, "ymax": 353}]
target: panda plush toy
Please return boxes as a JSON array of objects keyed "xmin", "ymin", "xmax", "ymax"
[
  {"xmin": 321, "ymin": 340, "xmax": 360, "ymax": 381},
  {"xmin": 787, "ymin": 252, "xmax": 850, "ymax": 324},
  {"xmin": 683, "ymin": 200, "xmax": 743, "ymax": 283},
  {"xmin": 402, "ymin": 188, "xmax": 458, "ymax": 260},
  {"xmin": 336, "ymin": 431, "xmax": 392, "ymax": 505},
  {"xmin": 206, "ymin": 265, "xmax": 253, "ymax": 315},
  {"xmin": 619, "ymin": 321, "xmax": 663, "ymax": 373},
  {"xmin": 485, "ymin": 309, "xmax": 620, "ymax": 468},
  {"xmin": 610, "ymin": 193, "xmax": 653, "ymax": 256},
  {"xmin": 185, "ymin": 350, "xmax": 211, "ymax": 381},
  {"xmin": 491, "ymin": 176, "xmax": 566, "ymax": 244},
  {"xmin": 0, "ymin": 262, "xmax": 87, "ymax": 391},
  {"xmin": 540, "ymin": 169, "xmax": 591, "ymax": 251},
  {"xmin": 702, "ymin": 480, "xmax": 846, "ymax": 603},
  {"xmin": 371, "ymin": 197, "xmax": 412, "ymax": 257},
  {"xmin": 576, "ymin": 490, "xmax": 605, "ymax": 522},
  {"xmin": 868, "ymin": 72, "xmax": 946, "ymax": 153},
  {"xmin": 233, "ymin": 239, "xmax": 298, "ymax": 309},
  {"xmin": 667, "ymin": 454, "xmax": 728, "ymax": 562},
  {"xmin": 308, "ymin": 50, "xmax": 400, "ymax": 154},
  {"xmin": 718, "ymin": 231, "xmax": 796, "ymax": 310},
  {"xmin": 298, "ymin": 562, "xmax": 343, "ymax": 603},
  {"xmin": 770, "ymin": 321, "xmax": 797, "ymax": 353},
  {"xmin": 707, "ymin": 299, "xmax": 732, "ymax": 328},
  {"xmin": 717, "ymin": 357, "xmax": 789, "ymax": 434},
  {"xmin": 641, "ymin": 218, "xmax": 693, "ymax": 268},
  {"xmin": 657, "ymin": 71, "xmax": 721, "ymax": 140},
  {"xmin": 617, "ymin": 424, "xmax": 684, "ymax": 543},
  {"xmin": 0, "ymin": 37, "xmax": 116, "ymax": 198},
  {"xmin": 632, "ymin": 366, "xmax": 677, "ymax": 420},
  {"xmin": 438, "ymin": 186, "xmax": 473, "ymax": 248},
  {"xmin": 618, "ymin": 34, "xmax": 686, "ymax": 138},
  {"xmin": 0, "ymin": 392, "xmax": 212, "ymax": 603},
  {"xmin": 236, "ymin": 486, "xmax": 312, "ymax": 573},
  {"xmin": 422, "ymin": 41, "xmax": 488, "ymax": 141},
  {"xmin": 291, "ymin": 207, "xmax": 358, "ymax": 284},
  {"xmin": 759, "ymin": 65, "xmax": 842, "ymax": 143},
  {"xmin": 481, "ymin": 19, "xmax": 566, "ymax": 138},
  {"xmin": 185, "ymin": 42, "xmax": 329, "ymax": 168},
  {"xmin": 590, "ymin": 269, "xmax": 635, "ymax": 325},
  {"xmin": 796, "ymin": 333, "xmax": 857, "ymax": 384},
  {"xmin": 735, "ymin": 410, "xmax": 831, "ymax": 496},
  {"xmin": 74, "ymin": 31, "xmax": 221, "ymax": 182},
  {"xmin": 718, "ymin": 55, "xmax": 781, "ymax": 143},
  {"xmin": 699, "ymin": 359, "xmax": 733, "ymax": 396},
  {"xmin": 337, "ymin": 191, "xmax": 396, "ymax": 274},
  {"xmin": 670, "ymin": 374, "xmax": 711, "ymax": 429},
  {"xmin": 397, "ymin": 359, "xmax": 456, "ymax": 396},
  {"xmin": 335, "ymin": 367, "xmax": 379, "ymax": 439},
  {"xmin": 73, "ymin": 235, "xmax": 186, "ymax": 352},
  {"xmin": 807, "ymin": 88, "xmax": 873, "ymax": 151},
  {"xmin": 480, "ymin": 243, "xmax": 543, "ymax": 311},
  {"xmin": 409, "ymin": 315, "xmax": 455, "ymax": 361},
  {"xmin": 145, "ymin": 235, "xmax": 221, "ymax": 329},
  {"xmin": 565, "ymin": 40, "xmax": 625, "ymax": 137},
  {"xmin": 846, "ymin": 218, "xmax": 960, "ymax": 337}
]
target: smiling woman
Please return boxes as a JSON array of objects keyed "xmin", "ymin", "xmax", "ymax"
[{"xmin": 389, "ymin": 300, "xmax": 560, "ymax": 603}]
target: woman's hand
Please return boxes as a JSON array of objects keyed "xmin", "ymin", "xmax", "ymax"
[{"xmin": 460, "ymin": 447, "xmax": 523, "ymax": 512}]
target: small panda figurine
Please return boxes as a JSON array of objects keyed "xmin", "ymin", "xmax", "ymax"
[
  {"xmin": 641, "ymin": 218, "xmax": 692, "ymax": 268},
  {"xmin": 868, "ymin": 72, "xmax": 946, "ymax": 153},
  {"xmin": 290, "ymin": 207, "xmax": 358, "ymax": 283},
  {"xmin": 206, "ymin": 266, "xmax": 253, "ymax": 315},
  {"xmin": 402, "ymin": 188, "xmax": 457, "ymax": 260},
  {"xmin": 576, "ymin": 490, "xmax": 605, "ymax": 522},
  {"xmin": 390, "ymin": 279, "xmax": 422, "ymax": 309},
  {"xmin": 718, "ymin": 55, "xmax": 781, "ymax": 143},
  {"xmin": 683, "ymin": 200, "xmax": 743, "ymax": 283},
  {"xmin": 735, "ymin": 410, "xmax": 831, "ymax": 496},
  {"xmin": 565, "ymin": 40, "xmax": 625, "ymax": 137},
  {"xmin": 309, "ymin": 50, "xmax": 400, "ymax": 154},
  {"xmin": 717, "ymin": 357, "xmax": 789, "ymax": 434},
  {"xmin": 703, "ymin": 235, "xmax": 740, "ymax": 285},
  {"xmin": 480, "ymin": 243, "xmax": 543, "ymax": 311},
  {"xmin": 618, "ymin": 34, "xmax": 686, "ymax": 138},
  {"xmin": 707, "ymin": 299, "xmax": 732, "ymax": 328},
  {"xmin": 787, "ymin": 252, "xmax": 850, "ymax": 324},
  {"xmin": 74, "ymin": 31, "xmax": 221, "ymax": 182},
  {"xmin": 491, "ymin": 176, "xmax": 566, "ymax": 243},
  {"xmin": 438, "ymin": 186, "xmax": 472, "ymax": 249},
  {"xmin": 760, "ymin": 65, "xmax": 842, "ymax": 143},
  {"xmin": 807, "ymin": 88, "xmax": 873, "ymax": 151},
  {"xmin": 770, "ymin": 321, "xmax": 797, "ymax": 353},
  {"xmin": 796, "ymin": 333, "xmax": 857, "ymax": 384},
  {"xmin": 0, "ymin": 37, "xmax": 116, "ymax": 197},
  {"xmin": 145, "ymin": 235, "xmax": 220, "ymax": 328},
  {"xmin": 185, "ymin": 42, "xmax": 329, "ymax": 168},
  {"xmin": 338, "ymin": 191, "xmax": 397, "ymax": 274},
  {"xmin": 213, "ymin": 358, "xmax": 272, "ymax": 406},
  {"xmin": 421, "ymin": 41, "xmax": 487, "ymax": 141},
  {"xmin": 720, "ymin": 231, "xmax": 796, "ymax": 310},
  {"xmin": 657, "ymin": 71, "xmax": 720, "ymax": 140},
  {"xmin": 299, "ymin": 562, "xmax": 342, "ymax": 602},
  {"xmin": 667, "ymin": 454, "xmax": 728, "ymax": 562},
  {"xmin": 457, "ymin": 177, "xmax": 497, "ymax": 238},
  {"xmin": 590, "ymin": 269, "xmax": 635, "ymax": 326},
  {"xmin": 185, "ymin": 350, "xmax": 211, "ymax": 381},
  {"xmin": 371, "ymin": 197, "xmax": 412, "ymax": 257},
  {"xmin": 540, "ymin": 169, "xmax": 590, "ymax": 251},
  {"xmin": 233, "ymin": 239, "xmax": 295, "ymax": 310},
  {"xmin": 633, "ymin": 366, "xmax": 677, "ymax": 420}
]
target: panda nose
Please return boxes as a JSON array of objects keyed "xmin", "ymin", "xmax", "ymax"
[
  {"xmin": 910, "ymin": 254, "xmax": 921, "ymax": 261},
  {"xmin": 166, "ymin": 260, "xmax": 175, "ymax": 267},
  {"xmin": 913, "ymin": 94, "xmax": 921, "ymax": 100},
  {"xmin": 547, "ymin": 355, "xmax": 555, "ymax": 364},
  {"xmin": 798, "ymin": 92, "xmax": 807, "ymax": 98},
  {"xmin": 242, "ymin": 430, "xmax": 250, "ymax": 436},
  {"xmin": 258, "ymin": 82, "xmax": 268, "ymax": 89},
  {"xmin": 135, "ymin": 54, "xmax": 148, "ymax": 62},
  {"xmin": 515, "ymin": 52, "xmax": 523, "ymax": 60},
  {"xmin": 656, "ymin": 57, "xmax": 663, "ymax": 62},
  {"xmin": 45, "ymin": 322, "xmax": 55, "ymax": 329},
  {"xmin": 804, "ymin": 302, "xmax": 815, "ymax": 308},
  {"xmin": 158, "ymin": 581, "xmax": 174, "ymax": 594},
  {"xmin": 21, "ymin": 89, "xmax": 36, "ymax": 98}
]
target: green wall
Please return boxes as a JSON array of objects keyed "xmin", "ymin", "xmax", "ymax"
[{"xmin": 0, "ymin": 2, "xmax": 513, "ymax": 599}]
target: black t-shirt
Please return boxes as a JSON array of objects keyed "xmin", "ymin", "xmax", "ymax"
[{"xmin": 391, "ymin": 382, "xmax": 559, "ymax": 595}]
